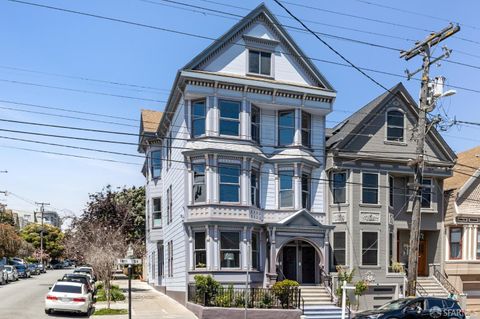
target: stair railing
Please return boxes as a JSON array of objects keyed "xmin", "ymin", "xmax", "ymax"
[
  {"xmin": 432, "ymin": 265, "xmax": 460, "ymax": 296},
  {"xmin": 416, "ymin": 281, "xmax": 428, "ymax": 297},
  {"xmin": 320, "ymin": 267, "xmax": 335, "ymax": 302}
]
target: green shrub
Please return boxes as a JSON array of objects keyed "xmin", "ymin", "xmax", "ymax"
[
  {"xmin": 272, "ymin": 279, "xmax": 299, "ymax": 309},
  {"xmin": 96, "ymin": 285, "xmax": 125, "ymax": 302},
  {"xmin": 194, "ymin": 275, "xmax": 220, "ymax": 306},
  {"xmin": 214, "ymin": 286, "xmax": 235, "ymax": 307}
]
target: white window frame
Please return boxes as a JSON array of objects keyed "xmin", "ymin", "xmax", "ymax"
[
  {"xmin": 192, "ymin": 163, "xmax": 206, "ymax": 204},
  {"xmin": 150, "ymin": 150, "xmax": 162, "ymax": 179},
  {"xmin": 385, "ymin": 108, "xmax": 406, "ymax": 143},
  {"xmin": 251, "ymin": 232, "xmax": 260, "ymax": 270},
  {"xmin": 247, "ymin": 49, "xmax": 273, "ymax": 77},
  {"xmin": 277, "ymin": 110, "xmax": 295, "ymax": 147},
  {"xmin": 360, "ymin": 230, "xmax": 379, "ymax": 266},
  {"xmin": 421, "ymin": 178, "xmax": 433, "ymax": 209},
  {"xmin": 301, "ymin": 111, "xmax": 311, "ymax": 148},
  {"xmin": 251, "ymin": 168, "xmax": 260, "ymax": 208},
  {"xmin": 251, "ymin": 105, "xmax": 261, "ymax": 143},
  {"xmin": 332, "ymin": 171, "xmax": 347, "ymax": 204},
  {"xmin": 152, "ymin": 197, "xmax": 162, "ymax": 229},
  {"xmin": 333, "ymin": 231, "xmax": 346, "ymax": 267},
  {"xmin": 191, "ymin": 99, "xmax": 207, "ymax": 138},
  {"xmin": 301, "ymin": 172, "xmax": 311, "ymax": 210},
  {"xmin": 218, "ymin": 162, "xmax": 241, "ymax": 204},
  {"xmin": 361, "ymin": 172, "xmax": 379, "ymax": 205},
  {"xmin": 194, "ymin": 231, "xmax": 207, "ymax": 269},
  {"xmin": 279, "ymin": 167, "xmax": 295, "ymax": 209},
  {"xmin": 218, "ymin": 99, "xmax": 241, "ymax": 137},
  {"xmin": 219, "ymin": 231, "xmax": 241, "ymax": 269}
]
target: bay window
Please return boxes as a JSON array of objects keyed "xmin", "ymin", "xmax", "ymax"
[
  {"xmin": 450, "ymin": 228, "xmax": 462, "ymax": 259},
  {"xmin": 191, "ymin": 100, "xmax": 206, "ymax": 137},
  {"xmin": 301, "ymin": 111, "xmax": 311, "ymax": 147},
  {"xmin": 251, "ymin": 169, "xmax": 260, "ymax": 207},
  {"xmin": 278, "ymin": 110, "xmax": 295, "ymax": 146},
  {"xmin": 251, "ymin": 105, "xmax": 260, "ymax": 143},
  {"xmin": 251, "ymin": 232, "xmax": 259, "ymax": 270},
  {"xmin": 279, "ymin": 169, "xmax": 294, "ymax": 208},
  {"xmin": 219, "ymin": 163, "xmax": 241, "ymax": 203},
  {"xmin": 150, "ymin": 150, "xmax": 162, "ymax": 179},
  {"xmin": 219, "ymin": 100, "xmax": 240, "ymax": 136},
  {"xmin": 302, "ymin": 173, "xmax": 311, "ymax": 210},
  {"xmin": 194, "ymin": 232, "xmax": 206, "ymax": 268},
  {"xmin": 362, "ymin": 232, "xmax": 378, "ymax": 266},
  {"xmin": 220, "ymin": 232, "xmax": 240, "ymax": 268},
  {"xmin": 152, "ymin": 197, "xmax": 162, "ymax": 228},
  {"xmin": 193, "ymin": 163, "xmax": 206, "ymax": 203},
  {"xmin": 362, "ymin": 173, "xmax": 378, "ymax": 204}
]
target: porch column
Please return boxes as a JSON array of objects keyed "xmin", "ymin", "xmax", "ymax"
[
  {"xmin": 187, "ymin": 157, "xmax": 193, "ymax": 206},
  {"xmin": 211, "ymin": 154, "xmax": 218, "ymax": 203},
  {"xmin": 324, "ymin": 231, "xmax": 330, "ymax": 275},
  {"xmin": 206, "ymin": 96, "xmax": 217, "ymax": 137},
  {"xmin": 294, "ymin": 163, "xmax": 302, "ymax": 210},
  {"xmin": 241, "ymin": 98, "xmax": 250, "ymax": 140},
  {"xmin": 241, "ymin": 157, "xmax": 250, "ymax": 206},
  {"xmin": 270, "ymin": 227, "xmax": 277, "ymax": 274},
  {"xmin": 242, "ymin": 226, "xmax": 248, "ymax": 270},
  {"xmin": 474, "ymin": 225, "xmax": 479, "ymax": 261},
  {"xmin": 213, "ymin": 225, "xmax": 219, "ymax": 270}
]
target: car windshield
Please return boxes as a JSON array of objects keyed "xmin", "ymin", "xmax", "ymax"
[
  {"xmin": 5, "ymin": 266, "xmax": 12, "ymax": 271},
  {"xmin": 378, "ymin": 299, "xmax": 412, "ymax": 311},
  {"xmin": 52, "ymin": 285, "xmax": 82, "ymax": 294},
  {"xmin": 15, "ymin": 265, "xmax": 25, "ymax": 270}
]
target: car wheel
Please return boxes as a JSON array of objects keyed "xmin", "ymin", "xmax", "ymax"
[{"xmin": 45, "ymin": 309, "xmax": 51, "ymax": 315}]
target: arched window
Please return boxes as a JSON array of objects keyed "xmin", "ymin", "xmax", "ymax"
[{"xmin": 386, "ymin": 110, "xmax": 404, "ymax": 142}]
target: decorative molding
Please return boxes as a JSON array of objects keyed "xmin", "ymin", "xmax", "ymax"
[
  {"xmin": 332, "ymin": 212, "xmax": 346, "ymax": 223},
  {"xmin": 360, "ymin": 212, "xmax": 381, "ymax": 224}
]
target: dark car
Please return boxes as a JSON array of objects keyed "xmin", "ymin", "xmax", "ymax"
[
  {"xmin": 37, "ymin": 264, "xmax": 46, "ymax": 273},
  {"xmin": 15, "ymin": 264, "xmax": 31, "ymax": 278},
  {"xmin": 61, "ymin": 273, "xmax": 95, "ymax": 294},
  {"xmin": 355, "ymin": 297, "xmax": 465, "ymax": 319},
  {"xmin": 28, "ymin": 263, "xmax": 40, "ymax": 275}
]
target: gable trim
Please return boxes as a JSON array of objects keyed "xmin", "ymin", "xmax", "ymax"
[{"xmin": 457, "ymin": 168, "xmax": 480, "ymax": 199}]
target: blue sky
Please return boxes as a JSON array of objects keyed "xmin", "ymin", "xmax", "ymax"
[{"xmin": 0, "ymin": 0, "xmax": 479, "ymax": 216}]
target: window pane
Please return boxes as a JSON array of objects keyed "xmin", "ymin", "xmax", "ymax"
[
  {"xmin": 219, "ymin": 165, "xmax": 240, "ymax": 184},
  {"xmin": 193, "ymin": 164, "xmax": 205, "ymax": 183},
  {"xmin": 387, "ymin": 127, "xmax": 403, "ymax": 141},
  {"xmin": 278, "ymin": 111, "xmax": 295, "ymax": 145},
  {"xmin": 220, "ymin": 185, "xmax": 239, "ymax": 202},
  {"xmin": 251, "ymin": 106, "xmax": 260, "ymax": 142},
  {"xmin": 334, "ymin": 173, "xmax": 346, "ymax": 188},
  {"xmin": 151, "ymin": 151, "xmax": 162, "ymax": 178},
  {"xmin": 387, "ymin": 111, "xmax": 404, "ymax": 141},
  {"xmin": 195, "ymin": 232, "xmax": 206, "ymax": 250},
  {"xmin": 362, "ymin": 232, "xmax": 378, "ymax": 265},
  {"xmin": 302, "ymin": 112, "xmax": 311, "ymax": 147},
  {"xmin": 260, "ymin": 52, "xmax": 271, "ymax": 75},
  {"xmin": 195, "ymin": 251, "xmax": 206, "ymax": 267},
  {"xmin": 280, "ymin": 190, "xmax": 293, "ymax": 207},
  {"xmin": 387, "ymin": 111, "xmax": 404, "ymax": 126},
  {"xmin": 153, "ymin": 213, "xmax": 162, "ymax": 228},
  {"xmin": 192, "ymin": 100, "xmax": 206, "ymax": 117},
  {"xmin": 220, "ymin": 120, "xmax": 239, "ymax": 136},
  {"xmin": 192, "ymin": 119, "xmax": 205, "ymax": 137},
  {"xmin": 363, "ymin": 174, "xmax": 378, "ymax": 188},
  {"xmin": 221, "ymin": 252, "xmax": 240, "ymax": 268},
  {"xmin": 221, "ymin": 232, "xmax": 240, "ymax": 250},
  {"xmin": 249, "ymin": 50, "xmax": 260, "ymax": 73},
  {"xmin": 334, "ymin": 189, "xmax": 346, "ymax": 204},
  {"xmin": 280, "ymin": 170, "xmax": 294, "ymax": 190},
  {"xmin": 362, "ymin": 173, "xmax": 378, "ymax": 204},
  {"xmin": 153, "ymin": 198, "xmax": 161, "ymax": 212}
]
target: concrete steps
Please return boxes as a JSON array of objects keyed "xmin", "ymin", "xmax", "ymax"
[
  {"xmin": 417, "ymin": 277, "xmax": 449, "ymax": 298},
  {"xmin": 299, "ymin": 286, "xmax": 342, "ymax": 319}
]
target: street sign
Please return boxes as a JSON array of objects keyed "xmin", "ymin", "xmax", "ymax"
[{"xmin": 117, "ymin": 258, "xmax": 142, "ymax": 265}]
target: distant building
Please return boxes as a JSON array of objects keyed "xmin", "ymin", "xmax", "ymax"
[{"xmin": 41, "ymin": 211, "xmax": 61, "ymax": 228}]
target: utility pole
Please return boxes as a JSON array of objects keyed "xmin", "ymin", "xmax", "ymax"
[
  {"xmin": 35, "ymin": 202, "xmax": 50, "ymax": 267},
  {"xmin": 400, "ymin": 23, "xmax": 460, "ymax": 297}
]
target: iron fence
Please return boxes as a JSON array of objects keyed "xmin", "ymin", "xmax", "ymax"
[{"xmin": 187, "ymin": 284, "xmax": 301, "ymax": 309}]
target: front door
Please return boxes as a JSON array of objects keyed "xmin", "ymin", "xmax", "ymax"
[
  {"xmin": 418, "ymin": 238, "xmax": 427, "ymax": 276},
  {"xmin": 283, "ymin": 246, "xmax": 297, "ymax": 281},
  {"xmin": 301, "ymin": 246, "xmax": 315, "ymax": 284}
]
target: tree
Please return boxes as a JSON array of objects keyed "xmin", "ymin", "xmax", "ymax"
[
  {"xmin": 0, "ymin": 223, "xmax": 23, "ymax": 258},
  {"xmin": 20, "ymin": 223, "xmax": 65, "ymax": 260},
  {"xmin": 0, "ymin": 212, "xmax": 15, "ymax": 226}
]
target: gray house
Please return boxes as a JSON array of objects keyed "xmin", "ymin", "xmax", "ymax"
[{"xmin": 326, "ymin": 83, "xmax": 456, "ymax": 309}]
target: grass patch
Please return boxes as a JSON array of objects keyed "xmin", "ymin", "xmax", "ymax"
[
  {"xmin": 96, "ymin": 284, "xmax": 126, "ymax": 302},
  {"xmin": 94, "ymin": 308, "xmax": 128, "ymax": 316}
]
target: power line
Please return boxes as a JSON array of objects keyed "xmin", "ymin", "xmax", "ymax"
[
  {"xmin": 0, "ymin": 78, "xmax": 166, "ymax": 103},
  {"xmin": 5, "ymin": 0, "xmax": 480, "ymax": 96}
]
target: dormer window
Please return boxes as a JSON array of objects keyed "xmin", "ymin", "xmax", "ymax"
[
  {"xmin": 386, "ymin": 110, "xmax": 404, "ymax": 142},
  {"xmin": 248, "ymin": 50, "xmax": 271, "ymax": 76}
]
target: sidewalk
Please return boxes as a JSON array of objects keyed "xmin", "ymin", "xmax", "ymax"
[{"xmin": 94, "ymin": 279, "xmax": 197, "ymax": 319}]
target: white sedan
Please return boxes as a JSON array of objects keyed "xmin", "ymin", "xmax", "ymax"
[{"xmin": 45, "ymin": 281, "xmax": 93, "ymax": 315}]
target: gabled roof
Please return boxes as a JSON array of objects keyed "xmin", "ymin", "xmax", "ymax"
[
  {"xmin": 182, "ymin": 3, "xmax": 334, "ymax": 91},
  {"xmin": 275, "ymin": 209, "xmax": 333, "ymax": 229},
  {"xmin": 444, "ymin": 146, "xmax": 480, "ymax": 191},
  {"xmin": 326, "ymin": 82, "xmax": 457, "ymax": 163}
]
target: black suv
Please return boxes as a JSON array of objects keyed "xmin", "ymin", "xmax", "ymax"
[{"xmin": 355, "ymin": 297, "xmax": 465, "ymax": 319}]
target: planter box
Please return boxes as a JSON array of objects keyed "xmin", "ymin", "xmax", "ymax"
[{"xmin": 186, "ymin": 302, "xmax": 302, "ymax": 319}]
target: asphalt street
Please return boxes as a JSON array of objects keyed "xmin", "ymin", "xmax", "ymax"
[{"xmin": 0, "ymin": 268, "xmax": 91, "ymax": 319}]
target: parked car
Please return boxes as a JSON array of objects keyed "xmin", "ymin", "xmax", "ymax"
[
  {"xmin": 15, "ymin": 264, "xmax": 31, "ymax": 278},
  {"xmin": 0, "ymin": 266, "xmax": 7, "ymax": 285},
  {"xmin": 50, "ymin": 262, "xmax": 63, "ymax": 269},
  {"xmin": 45, "ymin": 282, "xmax": 93, "ymax": 315},
  {"xmin": 4, "ymin": 265, "xmax": 19, "ymax": 282},
  {"xmin": 73, "ymin": 266, "xmax": 95, "ymax": 282},
  {"xmin": 60, "ymin": 273, "xmax": 95, "ymax": 294},
  {"xmin": 28, "ymin": 263, "xmax": 40, "ymax": 275},
  {"xmin": 37, "ymin": 264, "xmax": 46, "ymax": 273},
  {"xmin": 354, "ymin": 297, "xmax": 465, "ymax": 319}
]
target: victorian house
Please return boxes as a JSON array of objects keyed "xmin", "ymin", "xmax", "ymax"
[
  {"xmin": 444, "ymin": 146, "xmax": 480, "ymax": 311},
  {"xmin": 326, "ymin": 83, "xmax": 456, "ymax": 309},
  {"xmin": 139, "ymin": 4, "xmax": 336, "ymax": 304}
]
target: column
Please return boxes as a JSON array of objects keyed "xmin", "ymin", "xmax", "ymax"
[
  {"xmin": 188, "ymin": 227, "xmax": 194, "ymax": 271},
  {"xmin": 214, "ymin": 225, "xmax": 219, "ymax": 270},
  {"xmin": 294, "ymin": 163, "xmax": 302, "ymax": 210},
  {"xmin": 243, "ymin": 226, "xmax": 248, "ymax": 270},
  {"xmin": 294, "ymin": 107, "xmax": 301, "ymax": 146},
  {"xmin": 474, "ymin": 225, "xmax": 479, "ymax": 260},
  {"xmin": 241, "ymin": 99, "xmax": 250, "ymax": 140},
  {"xmin": 241, "ymin": 157, "xmax": 251, "ymax": 206},
  {"xmin": 259, "ymin": 228, "xmax": 265, "ymax": 272},
  {"xmin": 211, "ymin": 154, "xmax": 219, "ymax": 203},
  {"xmin": 187, "ymin": 157, "xmax": 193, "ymax": 205},
  {"xmin": 206, "ymin": 225, "xmax": 211, "ymax": 270},
  {"xmin": 270, "ymin": 227, "xmax": 277, "ymax": 274},
  {"xmin": 205, "ymin": 154, "xmax": 212, "ymax": 204},
  {"xmin": 323, "ymin": 230, "xmax": 330, "ymax": 276}
]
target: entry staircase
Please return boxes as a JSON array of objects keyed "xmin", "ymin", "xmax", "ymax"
[
  {"xmin": 300, "ymin": 285, "xmax": 343, "ymax": 319},
  {"xmin": 416, "ymin": 277, "xmax": 449, "ymax": 298}
]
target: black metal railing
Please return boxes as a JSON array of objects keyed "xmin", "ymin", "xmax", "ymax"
[
  {"xmin": 416, "ymin": 281, "xmax": 428, "ymax": 297},
  {"xmin": 320, "ymin": 267, "xmax": 334, "ymax": 302},
  {"xmin": 432, "ymin": 265, "xmax": 460, "ymax": 295},
  {"xmin": 188, "ymin": 284, "xmax": 301, "ymax": 309}
]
